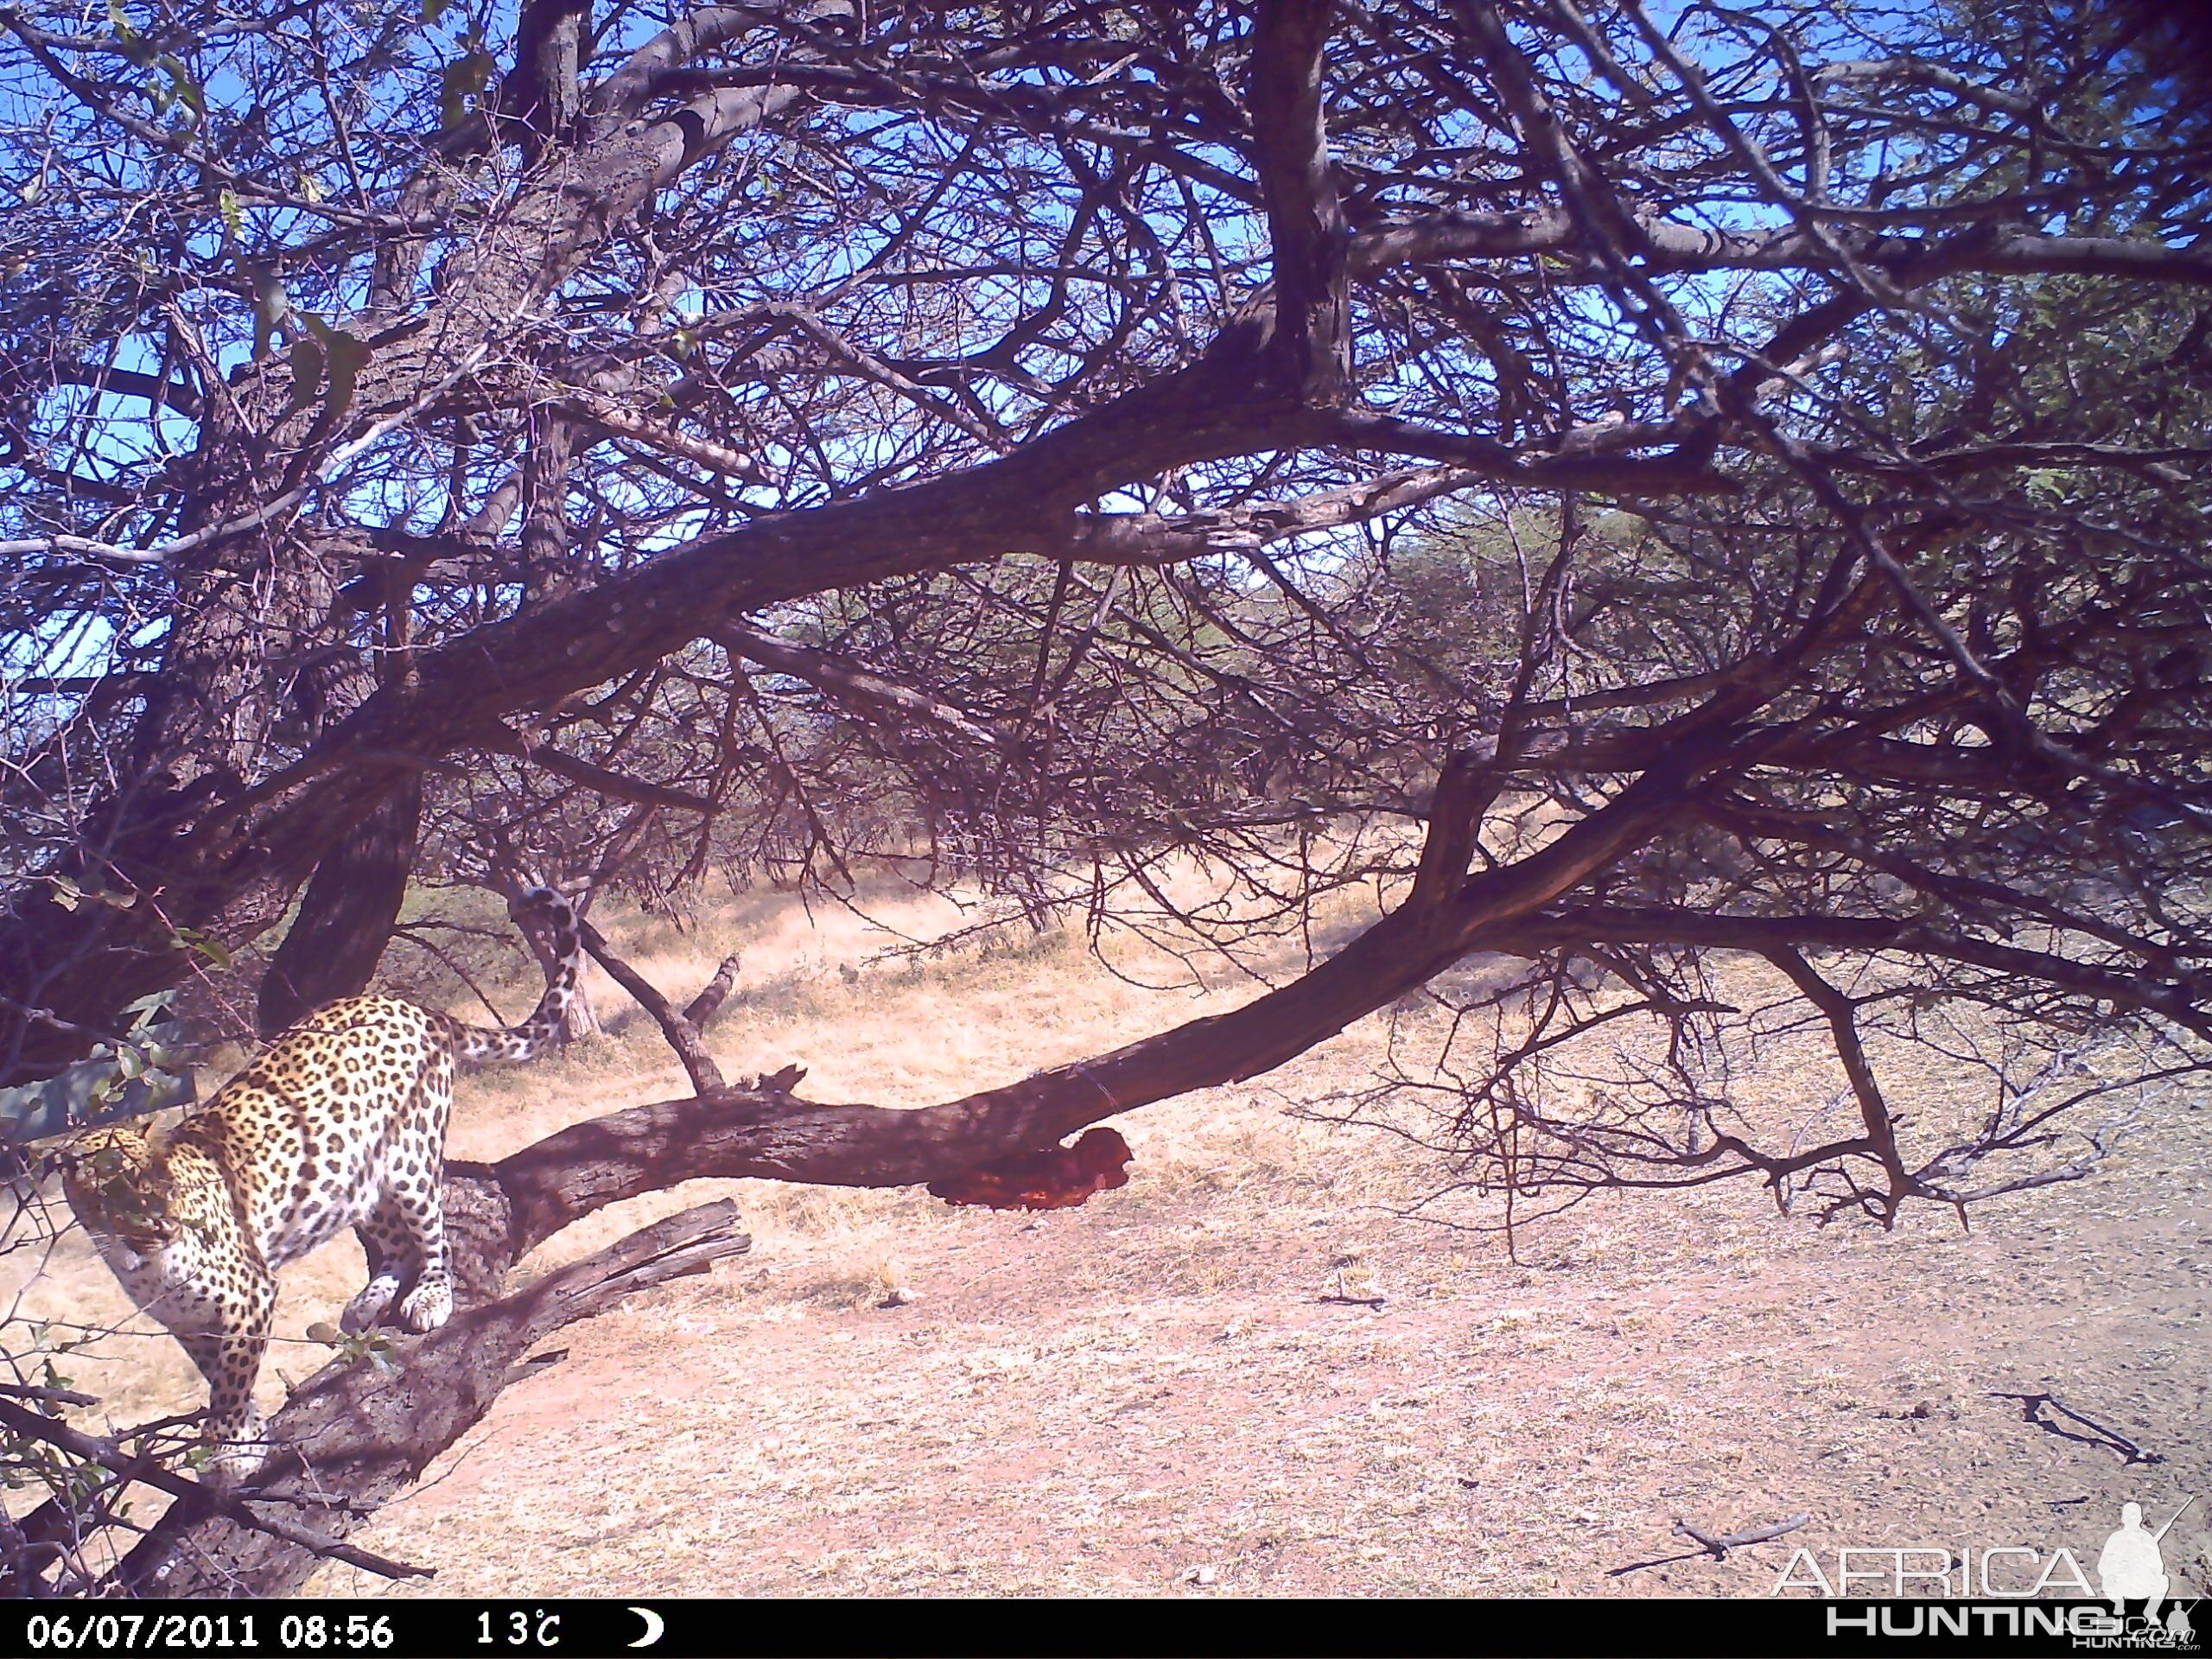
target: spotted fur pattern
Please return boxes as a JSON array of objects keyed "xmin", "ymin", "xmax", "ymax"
[{"xmin": 62, "ymin": 888, "xmax": 580, "ymax": 1487}]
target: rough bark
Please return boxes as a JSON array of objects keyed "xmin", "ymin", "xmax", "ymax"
[
  {"xmin": 1248, "ymin": 0, "xmax": 1352, "ymax": 397},
  {"xmin": 0, "ymin": 11, "xmax": 824, "ymax": 1081},
  {"xmin": 682, "ymin": 953, "xmax": 742, "ymax": 1031},
  {"xmin": 255, "ymin": 779, "xmax": 423, "ymax": 1037},
  {"xmin": 117, "ymin": 1196, "xmax": 749, "ymax": 1596}
]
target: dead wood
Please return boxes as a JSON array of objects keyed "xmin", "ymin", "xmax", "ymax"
[
  {"xmin": 0, "ymin": 1399, "xmax": 428, "ymax": 1587},
  {"xmin": 1989, "ymin": 1392, "xmax": 2165, "ymax": 1465},
  {"xmin": 574, "ymin": 918, "xmax": 726, "ymax": 1093},
  {"xmin": 1673, "ymin": 1513, "xmax": 1813, "ymax": 1558},
  {"xmin": 683, "ymin": 953, "xmax": 742, "ymax": 1031},
  {"xmin": 1607, "ymin": 1510, "xmax": 1811, "ymax": 1576},
  {"xmin": 111, "ymin": 1200, "xmax": 748, "ymax": 1596},
  {"xmin": 111, "ymin": 766, "xmax": 1604, "ymax": 1594}
]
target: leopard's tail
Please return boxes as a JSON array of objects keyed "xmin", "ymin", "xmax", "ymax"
[{"xmin": 453, "ymin": 887, "xmax": 582, "ymax": 1069}]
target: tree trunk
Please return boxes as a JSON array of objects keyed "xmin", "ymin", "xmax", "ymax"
[
  {"xmin": 256, "ymin": 779, "xmax": 423, "ymax": 1036},
  {"xmin": 0, "ymin": 39, "xmax": 819, "ymax": 1083}
]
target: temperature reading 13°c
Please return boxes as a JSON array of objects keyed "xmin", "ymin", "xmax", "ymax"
[{"xmin": 478, "ymin": 1610, "xmax": 562, "ymax": 1649}]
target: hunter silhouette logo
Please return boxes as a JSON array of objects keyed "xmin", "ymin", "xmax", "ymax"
[
  {"xmin": 1770, "ymin": 1493, "xmax": 2202, "ymax": 1640},
  {"xmin": 2099, "ymin": 1498, "xmax": 2196, "ymax": 1632}
]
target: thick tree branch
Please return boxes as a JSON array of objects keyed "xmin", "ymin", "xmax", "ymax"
[
  {"xmin": 682, "ymin": 953, "xmax": 743, "ymax": 1030},
  {"xmin": 1351, "ymin": 208, "xmax": 2212, "ymax": 289},
  {"xmin": 113, "ymin": 1200, "xmax": 750, "ymax": 1597},
  {"xmin": 496, "ymin": 734, "xmax": 1736, "ymax": 1245},
  {"xmin": 1249, "ymin": 0, "xmax": 1351, "ymax": 397},
  {"xmin": 0, "ymin": 1399, "xmax": 426, "ymax": 1585}
]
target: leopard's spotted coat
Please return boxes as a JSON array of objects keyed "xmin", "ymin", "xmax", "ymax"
[{"xmin": 61, "ymin": 889, "xmax": 582, "ymax": 1486}]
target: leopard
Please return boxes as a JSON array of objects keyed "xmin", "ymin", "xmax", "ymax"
[{"xmin": 60, "ymin": 887, "xmax": 582, "ymax": 1488}]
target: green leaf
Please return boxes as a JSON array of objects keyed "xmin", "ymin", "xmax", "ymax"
[
  {"xmin": 423, "ymin": 0, "xmax": 450, "ymax": 22},
  {"xmin": 118, "ymin": 989, "xmax": 177, "ymax": 1024},
  {"xmin": 108, "ymin": 1, "xmax": 155, "ymax": 67},
  {"xmin": 174, "ymin": 926, "xmax": 233, "ymax": 969},
  {"xmin": 218, "ymin": 186, "xmax": 244, "ymax": 242},
  {"xmin": 159, "ymin": 57, "xmax": 207, "ymax": 121},
  {"xmin": 46, "ymin": 872, "xmax": 134, "ymax": 911}
]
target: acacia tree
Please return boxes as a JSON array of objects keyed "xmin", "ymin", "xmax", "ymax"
[{"xmin": 1, "ymin": 0, "xmax": 2209, "ymax": 1595}]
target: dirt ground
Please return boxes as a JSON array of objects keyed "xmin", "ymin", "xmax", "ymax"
[
  {"xmin": 295, "ymin": 1131, "xmax": 2207, "ymax": 1599},
  {"xmin": 12, "ymin": 880, "xmax": 2209, "ymax": 1599}
]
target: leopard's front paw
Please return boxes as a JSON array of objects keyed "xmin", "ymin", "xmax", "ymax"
[{"xmin": 202, "ymin": 1409, "xmax": 270, "ymax": 1490}]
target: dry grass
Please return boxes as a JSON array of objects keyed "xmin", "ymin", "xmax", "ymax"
[{"xmin": 5, "ymin": 868, "xmax": 2207, "ymax": 1599}]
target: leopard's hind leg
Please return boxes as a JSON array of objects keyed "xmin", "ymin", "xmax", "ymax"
[
  {"xmin": 393, "ymin": 1052, "xmax": 455, "ymax": 1332},
  {"xmin": 343, "ymin": 1052, "xmax": 455, "ymax": 1335},
  {"xmin": 340, "ymin": 1203, "xmax": 408, "ymax": 1333},
  {"xmin": 342, "ymin": 1185, "xmax": 451, "ymax": 1334}
]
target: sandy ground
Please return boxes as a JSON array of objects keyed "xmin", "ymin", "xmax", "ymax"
[
  {"xmin": 296, "ymin": 1122, "xmax": 2207, "ymax": 1599},
  {"xmin": 10, "ymin": 879, "xmax": 2207, "ymax": 1599}
]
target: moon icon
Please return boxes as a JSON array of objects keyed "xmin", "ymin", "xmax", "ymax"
[{"xmin": 627, "ymin": 1606, "xmax": 665, "ymax": 1649}]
